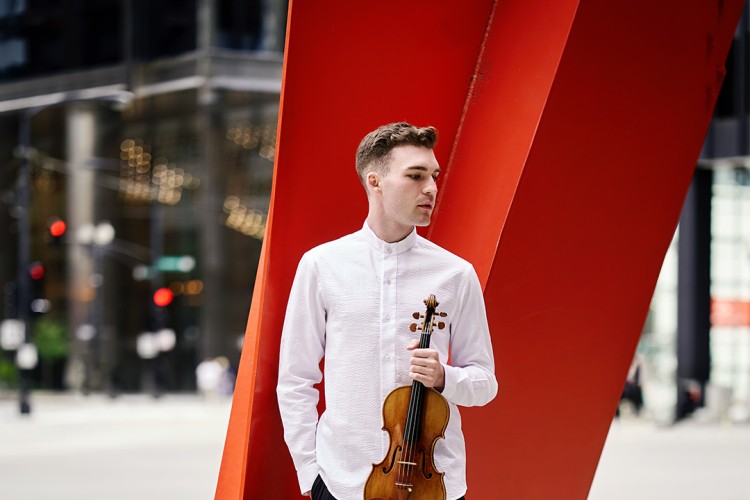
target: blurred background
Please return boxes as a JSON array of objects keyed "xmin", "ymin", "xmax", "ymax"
[
  {"xmin": 0, "ymin": 1, "xmax": 749, "ymax": 498},
  {"xmin": 0, "ymin": 0, "xmax": 285, "ymax": 401}
]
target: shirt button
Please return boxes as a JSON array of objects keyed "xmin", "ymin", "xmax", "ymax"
[
  {"xmin": 384, "ymin": 314, "xmax": 390, "ymax": 321},
  {"xmin": 386, "ymin": 280, "xmax": 392, "ymax": 285},
  {"xmin": 385, "ymin": 248, "xmax": 392, "ymax": 254}
]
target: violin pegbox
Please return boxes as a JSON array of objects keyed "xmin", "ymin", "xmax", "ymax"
[{"xmin": 408, "ymin": 304, "xmax": 448, "ymax": 333}]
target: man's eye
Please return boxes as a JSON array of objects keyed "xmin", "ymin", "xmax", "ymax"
[{"xmin": 409, "ymin": 174, "xmax": 422, "ymax": 180}]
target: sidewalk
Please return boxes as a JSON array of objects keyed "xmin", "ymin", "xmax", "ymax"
[
  {"xmin": 2, "ymin": 393, "xmax": 749, "ymax": 499},
  {"xmin": 589, "ymin": 417, "xmax": 750, "ymax": 500},
  {"xmin": 0, "ymin": 392, "xmax": 231, "ymax": 500}
]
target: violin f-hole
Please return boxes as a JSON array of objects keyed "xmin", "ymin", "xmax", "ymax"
[
  {"xmin": 382, "ymin": 445, "xmax": 401, "ymax": 474},
  {"xmin": 418, "ymin": 449, "xmax": 432, "ymax": 480}
]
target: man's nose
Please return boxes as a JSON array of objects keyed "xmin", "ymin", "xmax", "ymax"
[{"xmin": 424, "ymin": 177, "xmax": 438, "ymax": 196}]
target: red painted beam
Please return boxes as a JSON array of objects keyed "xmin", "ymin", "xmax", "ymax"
[
  {"xmin": 217, "ymin": 1, "xmax": 494, "ymax": 498},
  {"xmin": 217, "ymin": 1, "xmax": 743, "ymax": 499},
  {"xmin": 429, "ymin": 1, "xmax": 743, "ymax": 498}
]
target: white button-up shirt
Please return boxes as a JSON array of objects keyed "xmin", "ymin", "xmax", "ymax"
[{"xmin": 277, "ymin": 223, "xmax": 497, "ymax": 500}]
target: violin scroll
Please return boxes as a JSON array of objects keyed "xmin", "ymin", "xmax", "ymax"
[{"xmin": 424, "ymin": 294, "xmax": 439, "ymax": 310}]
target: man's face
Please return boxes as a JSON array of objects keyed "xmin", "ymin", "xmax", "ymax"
[{"xmin": 373, "ymin": 145, "xmax": 440, "ymax": 230}]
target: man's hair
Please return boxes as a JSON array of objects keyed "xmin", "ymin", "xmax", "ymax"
[{"xmin": 355, "ymin": 122, "xmax": 438, "ymax": 188}]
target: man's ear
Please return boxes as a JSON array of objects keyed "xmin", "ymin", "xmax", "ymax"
[{"xmin": 367, "ymin": 172, "xmax": 380, "ymax": 191}]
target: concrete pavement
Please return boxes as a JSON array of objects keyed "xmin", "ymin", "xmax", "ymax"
[
  {"xmin": 589, "ymin": 417, "xmax": 750, "ymax": 500},
  {"xmin": 0, "ymin": 393, "xmax": 230, "ymax": 500},
  {"xmin": 1, "ymin": 393, "xmax": 749, "ymax": 499}
]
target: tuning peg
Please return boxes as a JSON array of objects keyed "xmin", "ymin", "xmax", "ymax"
[
  {"xmin": 438, "ymin": 322, "xmax": 445, "ymax": 330},
  {"xmin": 409, "ymin": 324, "xmax": 417, "ymax": 332},
  {"xmin": 439, "ymin": 312, "xmax": 447, "ymax": 317},
  {"xmin": 412, "ymin": 312, "xmax": 420, "ymax": 319}
]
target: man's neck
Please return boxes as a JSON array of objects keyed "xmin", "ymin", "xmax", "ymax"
[{"xmin": 365, "ymin": 216, "xmax": 413, "ymax": 243}]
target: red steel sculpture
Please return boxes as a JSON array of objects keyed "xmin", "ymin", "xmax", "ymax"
[{"xmin": 216, "ymin": 1, "xmax": 744, "ymax": 498}]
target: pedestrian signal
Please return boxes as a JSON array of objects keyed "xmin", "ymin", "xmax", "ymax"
[
  {"xmin": 153, "ymin": 288, "xmax": 174, "ymax": 307},
  {"xmin": 49, "ymin": 220, "xmax": 66, "ymax": 238}
]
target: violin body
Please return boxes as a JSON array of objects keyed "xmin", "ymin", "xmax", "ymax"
[
  {"xmin": 364, "ymin": 294, "xmax": 449, "ymax": 500},
  {"xmin": 364, "ymin": 385, "xmax": 449, "ymax": 500}
]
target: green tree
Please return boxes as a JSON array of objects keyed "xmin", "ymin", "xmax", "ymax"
[
  {"xmin": 34, "ymin": 318, "xmax": 69, "ymax": 388},
  {"xmin": 0, "ymin": 358, "xmax": 18, "ymax": 391}
]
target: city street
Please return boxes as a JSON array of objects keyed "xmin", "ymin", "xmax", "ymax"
[
  {"xmin": 0, "ymin": 393, "xmax": 231, "ymax": 500},
  {"xmin": 590, "ymin": 417, "xmax": 750, "ymax": 500},
  {"xmin": 1, "ymin": 393, "xmax": 749, "ymax": 499}
]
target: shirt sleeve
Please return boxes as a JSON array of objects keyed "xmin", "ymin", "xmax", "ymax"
[
  {"xmin": 440, "ymin": 264, "xmax": 498, "ymax": 407},
  {"xmin": 276, "ymin": 252, "xmax": 326, "ymax": 494}
]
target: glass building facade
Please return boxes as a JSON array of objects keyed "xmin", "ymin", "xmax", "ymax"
[
  {"xmin": 637, "ymin": 6, "xmax": 750, "ymax": 424},
  {"xmin": 709, "ymin": 168, "xmax": 750, "ymax": 420},
  {"xmin": 0, "ymin": 0, "xmax": 286, "ymax": 393}
]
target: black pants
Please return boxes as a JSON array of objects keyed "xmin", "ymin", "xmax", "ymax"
[{"xmin": 311, "ymin": 475, "xmax": 465, "ymax": 500}]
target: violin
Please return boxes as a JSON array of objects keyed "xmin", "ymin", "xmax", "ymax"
[{"xmin": 364, "ymin": 295, "xmax": 449, "ymax": 500}]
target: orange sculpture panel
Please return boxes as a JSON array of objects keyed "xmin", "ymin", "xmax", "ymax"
[{"xmin": 216, "ymin": 1, "xmax": 743, "ymax": 498}]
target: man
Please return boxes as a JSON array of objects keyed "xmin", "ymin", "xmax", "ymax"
[{"xmin": 277, "ymin": 122, "xmax": 497, "ymax": 500}]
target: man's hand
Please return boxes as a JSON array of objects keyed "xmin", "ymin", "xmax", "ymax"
[
  {"xmin": 303, "ymin": 491, "xmax": 311, "ymax": 498},
  {"xmin": 406, "ymin": 339, "xmax": 445, "ymax": 390}
]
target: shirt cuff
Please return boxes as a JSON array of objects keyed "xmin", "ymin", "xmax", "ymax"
[
  {"xmin": 440, "ymin": 363, "xmax": 461, "ymax": 402},
  {"xmin": 297, "ymin": 463, "xmax": 319, "ymax": 496}
]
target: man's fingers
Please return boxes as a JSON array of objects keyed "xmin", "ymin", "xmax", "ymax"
[
  {"xmin": 410, "ymin": 364, "xmax": 435, "ymax": 375},
  {"xmin": 409, "ymin": 370, "xmax": 438, "ymax": 387},
  {"xmin": 406, "ymin": 339, "xmax": 420, "ymax": 350},
  {"xmin": 410, "ymin": 356, "xmax": 438, "ymax": 368},
  {"xmin": 407, "ymin": 345, "xmax": 442, "ymax": 389},
  {"xmin": 409, "ymin": 347, "xmax": 438, "ymax": 358}
]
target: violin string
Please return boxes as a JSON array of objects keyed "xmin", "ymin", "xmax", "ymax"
[
  {"xmin": 393, "ymin": 304, "xmax": 437, "ymax": 493},
  {"xmin": 402, "ymin": 309, "xmax": 432, "ymax": 490},
  {"xmin": 399, "ymin": 323, "xmax": 418, "ymax": 490},
  {"xmin": 399, "ymin": 321, "xmax": 421, "ymax": 490},
  {"xmin": 403, "ymin": 376, "xmax": 418, "ymax": 489},
  {"xmin": 415, "ymin": 321, "xmax": 430, "ymax": 481},
  {"xmin": 405, "ymin": 379, "xmax": 416, "ymax": 487},
  {"xmin": 405, "ymin": 317, "xmax": 426, "ymax": 487},
  {"xmin": 401, "ymin": 344, "xmax": 418, "ymax": 489}
]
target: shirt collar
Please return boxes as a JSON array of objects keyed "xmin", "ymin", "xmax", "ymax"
[{"xmin": 360, "ymin": 221, "xmax": 417, "ymax": 255}]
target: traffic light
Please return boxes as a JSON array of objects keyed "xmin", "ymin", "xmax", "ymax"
[
  {"xmin": 48, "ymin": 219, "xmax": 66, "ymax": 248},
  {"xmin": 28, "ymin": 262, "xmax": 50, "ymax": 315},
  {"xmin": 153, "ymin": 288, "xmax": 174, "ymax": 307},
  {"xmin": 29, "ymin": 262, "xmax": 44, "ymax": 281}
]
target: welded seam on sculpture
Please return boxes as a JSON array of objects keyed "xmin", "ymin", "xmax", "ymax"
[{"xmin": 428, "ymin": 0, "xmax": 498, "ymax": 236}]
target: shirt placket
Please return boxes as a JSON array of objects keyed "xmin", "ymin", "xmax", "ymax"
[{"xmin": 379, "ymin": 245, "xmax": 398, "ymax": 451}]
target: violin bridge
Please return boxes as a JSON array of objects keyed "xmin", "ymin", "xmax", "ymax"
[{"xmin": 397, "ymin": 461, "xmax": 417, "ymax": 466}]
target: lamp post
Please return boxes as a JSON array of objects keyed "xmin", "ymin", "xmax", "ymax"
[
  {"xmin": 14, "ymin": 90, "xmax": 133, "ymax": 414},
  {"xmin": 15, "ymin": 108, "xmax": 34, "ymax": 414},
  {"xmin": 75, "ymin": 221, "xmax": 116, "ymax": 393}
]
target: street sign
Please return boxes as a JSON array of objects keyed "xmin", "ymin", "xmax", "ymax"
[
  {"xmin": 75, "ymin": 324, "xmax": 96, "ymax": 341},
  {"xmin": 132, "ymin": 265, "xmax": 155, "ymax": 281},
  {"xmin": 0, "ymin": 319, "xmax": 24, "ymax": 350},
  {"xmin": 16, "ymin": 343, "xmax": 38, "ymax": 369},
  {"xmin": 137, "ymin": 332, "xmax": 159, "ymax": 359},
  {"xmin": 155, "ymin": 256, "xmax": 196, "ymax": 273},
  {"xmin": 156, "ymin": 329, "xmax": 176, "ymax": 351}
]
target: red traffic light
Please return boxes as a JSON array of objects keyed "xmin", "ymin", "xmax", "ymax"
[
  {"xmin": 29, "ymin": 263, "xmax": 45, "ymax": 280},
  {"xmin": 153, "ymin": 288, "xmax": 174, "ymax": 307},
  {"xmin": 49, "ymin": 220, "xmax": 67, "ymax": 238}
]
